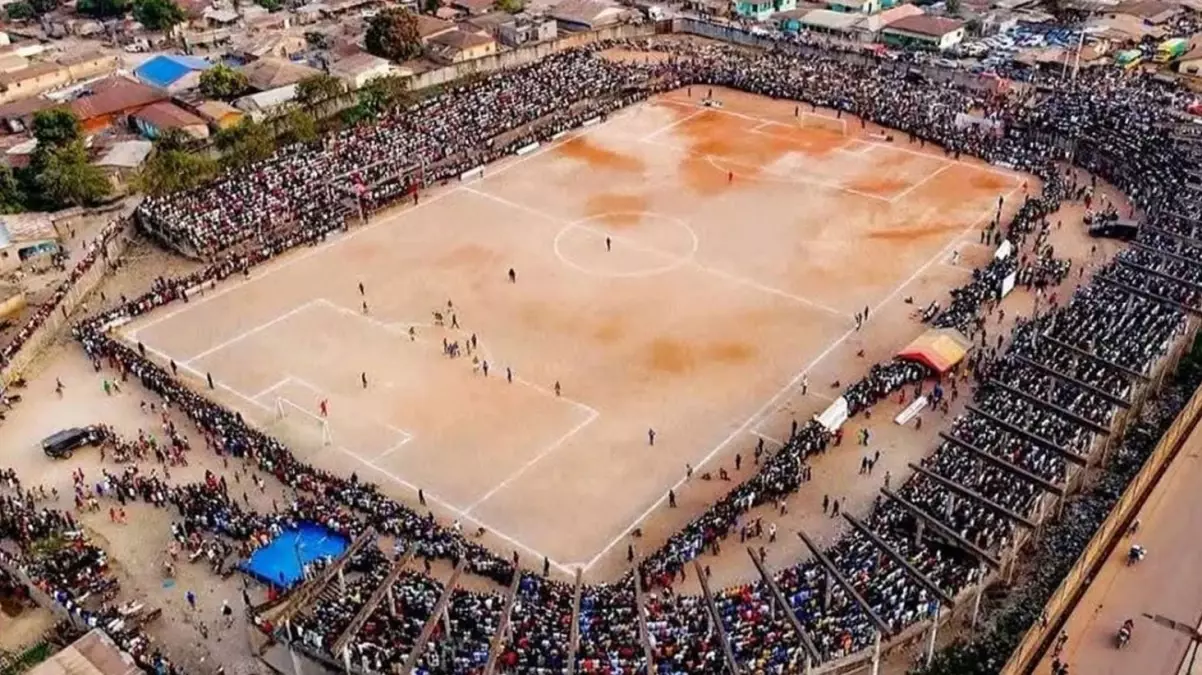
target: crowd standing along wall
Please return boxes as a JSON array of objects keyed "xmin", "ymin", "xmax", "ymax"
[{"xmin": 0, "ymin": 220, "xmax": 133, "ymax": 386}]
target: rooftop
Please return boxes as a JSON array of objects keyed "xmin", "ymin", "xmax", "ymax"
[
  {"xmin": 238, "ymin": 56, "xmax": 321, "ymax": 90},
  {"xmin": 133, "ymin": 53, "xmax": 212, "ymax": 89},
  {"xmin": 134, "ymin": 100, "xmax": 207, "ymax": 129},
  {"xmin": 27, "ymin": 630, "xmax": 139, "ymax": 675},
  {"xmin": 68, "ymin": 76, "xmax": 167, "ymax": 120},
  {"xmin": 429, "ymin": 28, "xmax": 496, "ymax": 49},
  {"xmin": 96, "ymin": 139, "xmax": 153, "ymax": 168},
  {"xmin": 799, "ymin": 8, "xmax": 863, "ymax": 31},
  {"xmin": 884, "ymin": 14, "xmax": 965, "ymax": 36}
]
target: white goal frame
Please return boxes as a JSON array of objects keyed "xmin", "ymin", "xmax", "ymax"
[{"xmin": 275, "ymin": 397, "xmax": 333, "ymax": 446}]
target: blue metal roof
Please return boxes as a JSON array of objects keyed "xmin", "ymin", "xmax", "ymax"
[{"xmin": 133, "ymin": 54, "xmax": 213, "ymax": 89}]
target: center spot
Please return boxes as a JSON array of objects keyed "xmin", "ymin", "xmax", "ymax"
[{"xmin": 553, "ymin": 211, "xmax": 698, "ymax": 279}]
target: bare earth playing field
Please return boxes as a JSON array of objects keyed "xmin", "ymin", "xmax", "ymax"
[{"xmin": 124, "ymin": 88, "xmax": 1025, "ymax": 579}]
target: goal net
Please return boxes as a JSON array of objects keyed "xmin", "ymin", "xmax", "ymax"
[{"xmin": 275, "ymin": 397, "xmax": 334, "ymax": 448}]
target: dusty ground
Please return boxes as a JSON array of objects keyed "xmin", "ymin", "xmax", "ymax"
[
  {"xmin": 122, "ymin": 87, "xmax": 1024, "ymax": 579},
  {"xmin": 0, "ymin": 87, "xmax": 1130, "ymax": 673},
  {"xmin": 1035, "ymin": 421, "xmax": 1202, "ymax": 675}
]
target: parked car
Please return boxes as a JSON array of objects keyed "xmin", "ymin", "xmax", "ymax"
[{"xmin": 42, "ymin": 427, "xmax": 101, "ymax": 459}]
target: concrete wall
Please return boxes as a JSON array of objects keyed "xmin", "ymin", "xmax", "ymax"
[{"xmin": 0, "ymin": 220, "xmax": 133, "ymax": 386}]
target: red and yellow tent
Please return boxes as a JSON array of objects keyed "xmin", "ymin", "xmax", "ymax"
[{"xmin": 898, "ymin": 328, "xmax": 973, "ymax": 375}]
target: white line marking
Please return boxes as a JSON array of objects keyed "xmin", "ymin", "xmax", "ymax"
[
  {"xmin": 184, "ymin": 300, "xmax": 321, "ymax": 365},
  {"xmin": 889, "ymin": 163, "xmax": 954, "ymax": 204},
  {"xmin": 464, "ymin": 185, "xmax": 848, "ymax": 318},
  {"xmin": 688, "ymin": 261, "xmax": 849, "ymax": 319},
  {"xmin": 641, "ymin": 108, "xmax": 707, "ymax": 142},
  {"xmin": 752, "ymin": 431, "xmax": 786, "ymax": 447},
  {"xmin": 126, "ymin": 109, "xmax": 640, "ymax": 340},
  {"xmin": 463, "ymin": 406, "xmax": 600, "ymax": 514},
  {"xmin": 580, "ymin": 184, "xmax": 1021, "ymax": 572},
  {"xmin": 334, "ymin": 445, "xmax": 575, "ymax": 575},
  {"xmin": 249, "ymin": 377, "xmax": 293, "ymax": 402}
]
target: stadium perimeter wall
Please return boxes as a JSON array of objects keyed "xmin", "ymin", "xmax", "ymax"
[
  {"xmin": 0, "ymin": 219, "xmax": 133, "ymax": 386},
  {"xmin": 1000, "ymin": 319, "xmax": 1202, "ymax": 675}
]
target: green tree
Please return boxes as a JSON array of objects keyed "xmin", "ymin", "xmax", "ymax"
[
  {"xmin": 35, "ymin": 141, "xmax": 111, "ymax": 207},
  {"xmin": 5, "ymin": 2, "xmax": 35, "ymax": 19},
  {"xmin": 76, "ymin": 0, "xmax": 130, "ymax": 18},
  {"xmin": 135, "ymin": 130, "xmax": 218, "ymax": 196},
  {"xmin": 199, "ymin": 64, "xmax": 249, "ymax": 100},
  {"xmin": 133, "ymin": 0, "xmax": 185, "ymax": 30},
  {"xmin": 32, "ymin": 109, "xmax": 81, "ymax": 151},
  {"xmin": 215, "ymin": 118, "xmax": 275, "ymax": 170},
  {"xmin": 496, "ymin": 0, "xmax": 522, "ymax": 13},
  {"xmin": 422, "ymin": 0, "xmax": 437, "ymax": 13},
  {"xmin": 0, "ymin": 166, "xmax": 26, "ymax": 213},
  {"xmin": 304, "ymin": 31, "xmax": 330, "ymax": 49},
  {"xmin": 294, "ymin": 73, "xmax": 346, "ymax": 110},
  {"xmin": 278, "ymin": 108, "xmax": 318, "ymax": 145},
  {"xmin": 365, "ymin": 7, "xmax": 423, "ymax": 62},
  {"xmin": 29, "ymin": 0, "xmax": 59, "ymax": 12},
  {"xmin": 256, "ymin": 0, "xmax": 281, "ymax": 10},
  {"xmin": 357, "ymin": 74, "xmax": 413, "ymax": 117},
  {"xmin": 945, "ymin": 0, "xmax": 961, "ymax": 15}
]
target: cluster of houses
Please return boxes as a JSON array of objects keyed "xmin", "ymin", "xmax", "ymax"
[{"xmin": 0, "ymin": 0, "xmax": 646, "ymax": 185}]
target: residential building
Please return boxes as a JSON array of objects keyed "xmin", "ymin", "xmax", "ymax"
[
  {"xmin": 238, "ymin": 56, "xmax": 322, "ymax": 91},
  {"xmin": 854, "ymin": 3, "xmax": 923, "ymax": 39},
  {"xmin": 193, "ymin": 99, "xmax": 245, "ymax": 129},
  {"xmin": 27, "ymin": 631, "xmax": 140, "ymax": 675},
  {"xmin": 548, "ymin": 0, "xmax": 627, "ymax": 30},
  {"xmin": 0, "ymin": 213, "xmax": 61, "ymax": 276},
  {"xmin": 734, "ymin": 0, "xmax": 796, "ymax": 21},
  {"xmin": 0, "ymin": 51, "xmax": 120, "ymax": 104},
  {"xmin": 881, "ymin": 14, "xmax": 966, "ymax": 50},
  {"xmin": 96, "ymin": 139, "xmax": 153, "ymax": 190},
  {"xmin": 416, "ymin": 13, "xmax": 457, "ymax": 42},
  {"xmin": 232, "ymin": 33, "xmax": 307, "ymax": 60},
  {"xmin": 828, "ymin": 0, "xmax": 878, "ymax": 13},
  {"xmin": 202, "ymin": 7, "xmax": 241, "ymax": 26},
  {"xmin": 234, "ymin": 84, "xmax": 298, "ymax": 119},
  {"xmin": 133, "ymin": 101, "xmax": 211, "ymax": 139},
  {"xmin": 320, "ymin": 0, "xmax": 377, "ymax": 16},
  {"xmin": 798, "ymin": 8, "xmax": 863, "ymax": 35},
  {"xmin": 427, "ymin": 28, "xmax": 498, "ymax": 63},
  {"xmin": 452, "ymin": 0, "xmax": 495, "ymax": 14},
  {"xmin": 329, "ymin": 52, "xmax": 396, "ymax": 89},
  {"xmin": 68, "ymin": 75, "xmax": 169, "ymax": 132},
  {"xmin": 133, "ymin": 53, "xmax": 212, "ymax": 92},
  {"xmin": 497, "ymin": 13, "xmax": 558, "ymax": 45}
]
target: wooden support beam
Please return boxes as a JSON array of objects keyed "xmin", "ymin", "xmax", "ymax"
[
  {"xmin": 632, "ymin": 563, "xmax": 657, "ymax": 675},
  {"xmin": 1117, "ymin": 256, "xmax": 1202, "ymax": 293},
  {"xmin": 1041, "ymin": 333, "xmax": 1150, "ymax": 382},
  {"xmin": 694, "ymin": 561, "xmax": 742, "ymax": 675},
  {"xmin": 842, "ymin": 514, "xmax": 955, "ymax": 607},
  {"xmin": 566, "ymin": 569, "xmax": 584, "ymax": 675},
  {"xmin": 795, "ymin": 530, "xmax": 891, "ymax": 635},
  {"xmin": 400, "ymin": 558, "xmax": 466, "ymax": 674},
  {"xmin": 746, "ymin": 548, "xmax": 821, "ymax": 670},
  {"xmin": 880, "ymin": 487, "xmax": 1001, "ymax": 569},
  {"xmin": 987, "ymin": 378, "xmax": 1111, "ymax": 435},
  {"xmin": 1145, "ymin": 223, "xmax": 1202, "ymax": 249},
  {"xmin": 278, "ymin": 527, "xmax": 376, "ymax": 625},
  {"xmin": 331, "ymin": 549, "xmax": 415, "ymax": 655},
  {"xmin": 1094, "ymin": 273, "xmax": 1201, "ymax": 317},
  {"xmin": 939, "ymin": 432, "xmax": 1064, "ymax": 496},
  {"xmin": 965, "ymin": 404, "xmax": 1087, "ymax": 466},
  {"xmin": 908, "ymin": 462, "xmax": 1037, "ymax": 529},
  {"xmin": 483, "ymin": 572, "xmax": 523, "ymax": 675},
  {"xmin": 1130, "ymin": 241, "xmax": 1202, "ymax": 272},
  {"xmin": 1013, "ymin": 353, "xmax": 1130, "ymax": 409}
]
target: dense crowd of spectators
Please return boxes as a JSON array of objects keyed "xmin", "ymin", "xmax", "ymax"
[
  {"xmin": 0, "ymin": 27, "xmax": 1188, "ymax": 675},
  {"xmin": 0, "ymin": 468, "xmax": 178, "ymax": 674}
]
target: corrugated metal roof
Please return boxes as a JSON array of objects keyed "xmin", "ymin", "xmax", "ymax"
[{"xmin": 800, "ymin": 8, "xmax": 863, "ymax": 31}]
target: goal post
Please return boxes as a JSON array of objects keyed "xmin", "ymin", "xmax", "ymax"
[{"xmin": 275, "ymin": 397, "xmax": 333, "ymax": 446}]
